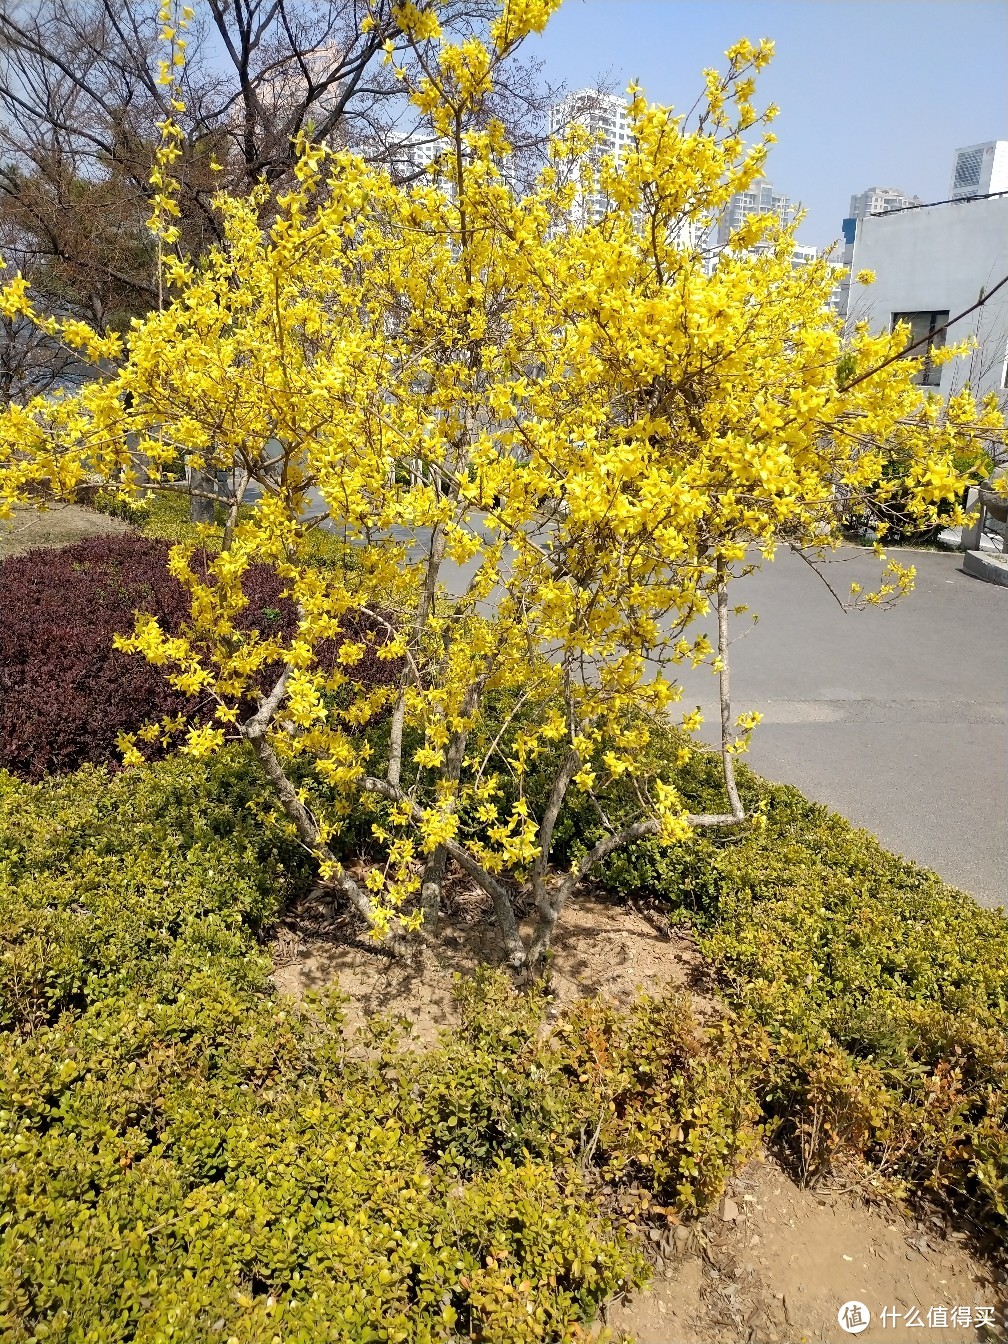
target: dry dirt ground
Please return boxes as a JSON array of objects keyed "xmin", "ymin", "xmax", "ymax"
[
  {"xmin": 0, "ymin": 501, "xmax": 132, "ymax": 559},
  {"xmin": 604, "ymin": 1154, "xmax": 1004, "ymax": 1343},
  {"xmin": 273, "ymin": 892, "xmax": 1005, "ymax": 1344},
  {"xmin": 272, "ymin": 884, "xmax": 713, "ymax": 1044}
]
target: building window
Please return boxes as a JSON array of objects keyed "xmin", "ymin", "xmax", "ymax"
[{"xmin": 892, "ymin": 310, "xmax": 949, "ymax": 387}]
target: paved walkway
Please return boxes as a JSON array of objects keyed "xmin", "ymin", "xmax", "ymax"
[{"xmin": 693, "ymin": 547, "xmax": 1007, "ymax": 909}]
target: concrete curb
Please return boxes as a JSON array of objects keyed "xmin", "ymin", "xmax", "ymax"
[{"xmin": 962, "ymin": 549, "xmax": 1008, "ymax": 587}]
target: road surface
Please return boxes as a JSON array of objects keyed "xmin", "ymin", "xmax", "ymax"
[{"xmin": 691, "ymin": 547, "xmax": 1007, "ymax": 909}]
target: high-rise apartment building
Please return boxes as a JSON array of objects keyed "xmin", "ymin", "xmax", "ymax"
[
  {"xmin": 706, "ymin": 178, "xmax": 812, "ymax": 278},
  {"xmin": 365, "ymin": 128, "xmax": 517, "ymax": 197},
  {"xmin": 846, "ymin": 186, "xmax": 921, "ymax": 223},
  {"xmin": 546, "ymin": 95, "xmax": 806, "ymax": 268},
  {"xmin": 949, "ymin": 141, "xmax": 1008, "ymax": 200},
  {"xmin": 549, "ymin": 89, "xmax": 631, "ymax": 159},
  {"xmin": 716, "ymin": 178, "xmax": 798, "ymax": 250},
  {"xmin": 382, "ymin": 131, "xmax": 446, "ymax": 180},
  {"xmin": 548, "ymin": 89, "xmax": 631, "ymax": 225}
]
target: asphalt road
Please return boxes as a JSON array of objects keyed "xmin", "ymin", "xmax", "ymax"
[{"xmin": 691, "ymin": 547, "xmax": 1007, "ymax": 909}]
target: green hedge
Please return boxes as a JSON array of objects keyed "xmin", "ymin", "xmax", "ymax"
[
  {"xmin": 700, "ymin": 786, "xmax": 1008, "ymax": 1235},
  {"xmin": 0, "ymin": 753, "xmax": 305, "ymax": 1031},
  {"xmin": 418, "ymin": 974, "xmax": 758, "ymax": 1216},
  {"xmin": 1, "ymin": 752, "xmax": 763, "ymax": 1342},
  {"xmin": 4, "ymin": 730, "xmax": 1005, "ymax": 1342},
  {"xmin": 2, "ymin": 981, "xmax": 646, "ymax": 1342},
  {"xmin": 558, "ymin": 745, "xmax": 1008, "ymax": 1242}
]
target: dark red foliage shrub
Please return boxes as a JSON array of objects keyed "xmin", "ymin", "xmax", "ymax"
[{"xmin": 0, "ymin": 534, "xmax": 397, "ymax": 780}]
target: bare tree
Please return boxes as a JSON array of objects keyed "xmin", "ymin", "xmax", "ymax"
[
  {"xmin": 0, "ymin": 0, "xmax": 557, "ymax": 490},
  {"xmin": 0, "ymin": 1, "xmax": 556, "ymax": 270},
  {"xmin": 0, "ymin": 230, "xmax": 76, "ymax": 404}
]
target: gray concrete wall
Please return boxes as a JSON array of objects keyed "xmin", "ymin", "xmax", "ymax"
[{"xmin": 847, "ymin": 195, "xmax": 1008, "ymax": 403}]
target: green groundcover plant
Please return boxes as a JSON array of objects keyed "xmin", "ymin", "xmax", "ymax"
[
  {"xmin": 2, "ymin": 730, "xmax": 1006, "ymax": 1340},
  {"xmin": 557, "ymin": 741, "xmax": 1008, "ymax": 1243},
  {"xmin": 0, "ymin": 752, "xmax": 760, "ymax": 1344}
]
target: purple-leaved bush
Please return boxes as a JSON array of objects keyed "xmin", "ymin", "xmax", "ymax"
[{"xmin": 0, "ymin": 534, "xmax": 397, "ymax": 780}]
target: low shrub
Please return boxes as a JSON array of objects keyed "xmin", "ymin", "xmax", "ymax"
[
  {"xmin": 417, "ymin": 973, "xmax": 759, "ymax": 1218},
  {"xmin": 0, "ymin": 533, "xmax": 390, "ymax": 780},
  {"xmin": 9, "ymin": 754, "xmax": 776, "ymax": 1341},
  {"xmin": 840, "ymin": 446, "xmax": 994, "ymax": 547},
  {"xmin": 1, "ymin": 534, "xmax": 192, "ymax": 779},
  {"xmin": 1, "ymin": 981, "xmax": 647, "ymax": 1342},
  {"xmin": 548, "ymin": 737, "xmax": 1008, "ymax": 1244},
  {"xmin": 0, "ymin": 751, "xmax": 310, "ymax": 1033},
  {"xmin": 91, "ymin": 486, "xmax": 153, "ymax": 525},
  {"xmin": 699, "ymin": 792, "xmax": 1008, "ymax": 1238},
  {"xmin": 556, "ymin": 997, "xmax": 760, "ymax": 1217}
]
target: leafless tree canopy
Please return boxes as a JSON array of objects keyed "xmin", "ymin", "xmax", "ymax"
[{"xmin": 0, "ymin": 0, "xmax": 557, "ymax": 399}]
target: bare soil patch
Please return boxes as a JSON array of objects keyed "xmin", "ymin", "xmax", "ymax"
[
  {"xmin": 0, "ymin": 503, "xmax": 132, "ymax": 558},
  {"xmin": 272, "ymin": 887, "xmax": 711, "ymax": 1045},
  {"xmin": 605, "ymin": 1154, "xmax": 1005, "ymax": 1344}
]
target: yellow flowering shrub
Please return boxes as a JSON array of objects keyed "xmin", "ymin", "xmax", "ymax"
[{"xmin": 0, "ymin": 0, "xmax": 1001, "ymax": 966}]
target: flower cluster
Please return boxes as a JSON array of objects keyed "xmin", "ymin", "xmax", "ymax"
[{"xmin": 0, "ymin": 1, "xmax": 1001, "ymax": 958}]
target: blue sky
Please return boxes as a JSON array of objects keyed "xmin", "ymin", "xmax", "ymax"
[{"xmin": 526, "ymin": 0, "xmax": 1008, "ymax": 249}]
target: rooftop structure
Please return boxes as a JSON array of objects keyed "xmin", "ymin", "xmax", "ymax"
[{"xmin": 949, "ymin": 141, "xmax": 1008, "ymax": 201}]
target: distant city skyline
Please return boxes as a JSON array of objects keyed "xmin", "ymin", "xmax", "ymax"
[{"xmin": 527, "ymin": 0, "xmax": 1008, "ymax": 249}]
